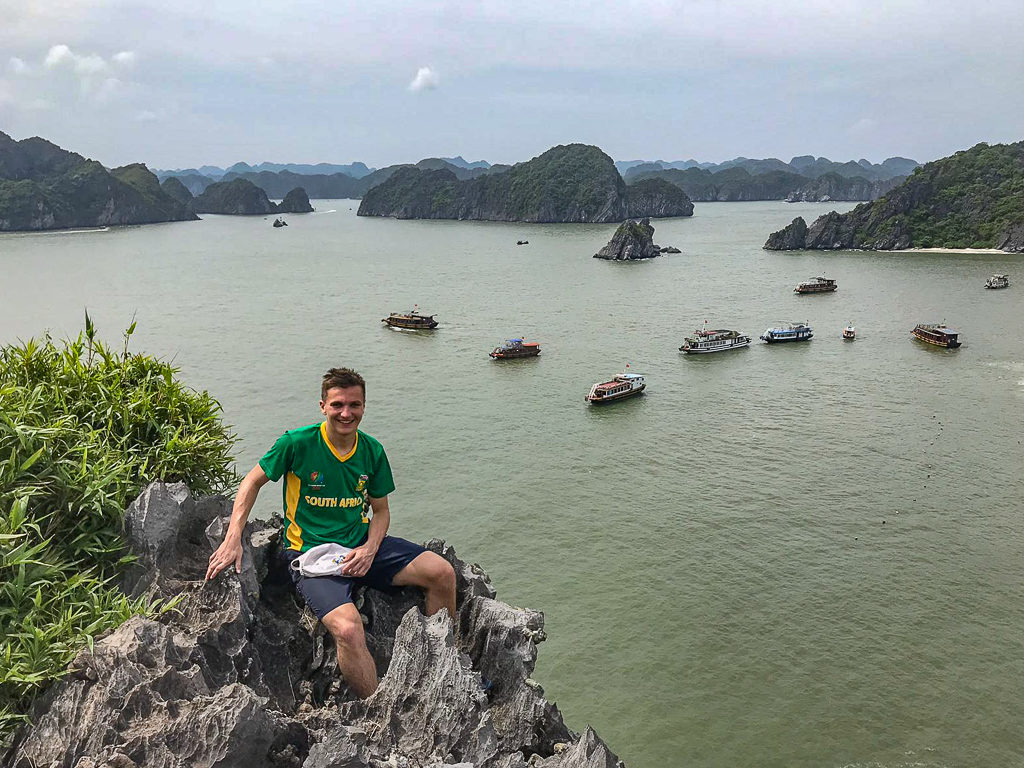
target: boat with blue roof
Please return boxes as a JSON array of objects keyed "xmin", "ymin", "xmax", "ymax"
[
  {"xmin": 760, "ymin": 322, "xmax": 813, "ymax": 344},
  {"xmin": 490, "ymin": 338, "xmax": 541, "ymax": 359}
]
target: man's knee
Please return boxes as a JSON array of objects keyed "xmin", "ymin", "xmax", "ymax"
[
  {"xmin": 321, "ymin": 606, "xmax": 365, "ymax": 649},
  {"xmin": 422, "ymin": 553, "xmax": 456, "ymax": 593}
]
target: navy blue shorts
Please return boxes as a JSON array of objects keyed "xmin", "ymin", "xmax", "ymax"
[{"xmin": 282, "ymin": 535, "xmax": 426, "ymax": 619}]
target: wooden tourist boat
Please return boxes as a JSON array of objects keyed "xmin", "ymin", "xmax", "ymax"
[
  {"xmin": 795, "ymin": 276, "xmax": 837, "ymax": 294},
  {"xmin": 679, "ymin": 321, "xmax": 751, "ymax": 354},
  {"xmin": 842, "ymin": 324, "xmax": 856, "ymax": 340},
  {"xmin": 760, "ymin": 323, "xmax": 813, "ymax": 344},
  {"xmin": 585, "ymin": 371, "xmax": 645, "ymax": 404},
  {"xmin": 382, "ymin": 306, "xmax": 438, "ymax": 330},
  {"xmin": 985, "ymin": 273, "xmax": 1009, "ymax": 289},
  {"xmin": 490, "ymin": 338, "xmax": 541, "ymax": 359},
  {"xmin": 912, "ymin": 324, "xmax": 961, "ymax": 349}
]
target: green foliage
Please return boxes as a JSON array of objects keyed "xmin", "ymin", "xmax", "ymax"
[
  {"xmin": 0, "ymin": 319, "xmax": 236, "ymax": 742},
  {"xmin": 870, "ymin": 141, "xmax": 1024, "ymax": 248}
]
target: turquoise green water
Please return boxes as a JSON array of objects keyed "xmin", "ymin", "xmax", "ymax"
[{"xmin": 2, "ymin": 202, "xmax": 1022, "ymax": 767}]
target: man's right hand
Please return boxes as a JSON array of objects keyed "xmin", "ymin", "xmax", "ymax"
[{"xmin": 206, "ymin": 538, "xmax": 243, "ymax": 581}]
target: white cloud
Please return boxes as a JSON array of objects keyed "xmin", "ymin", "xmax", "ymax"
[
  {"xmin": 408, "ymin": 66, "xmax": 439, "ymax": 92},
  {"xmin": 134, "ymin": 109, "xmax": 159, "ymax": 121},
  {"xmin": 113, "ymin": 51, "xmax": 136, "ymax": 66},
  {"xmin": 8, "ymin": 57, "xmax": 29, "ymax": 74},
  {"xmin": 44, "ymin": 44, "xmax": 73, "ymax": 68},
  {"xmin": 74, "ymin": 53, "xmax": 108, "ymax": 75},
  {"xmin": 44, "ymin": 44, "xmax": 110, "ymax": 75}
]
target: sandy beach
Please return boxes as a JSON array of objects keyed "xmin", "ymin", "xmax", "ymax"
[{"xmin": 898, "ymin": 247, "xmax": 1011, "ymax": 254}]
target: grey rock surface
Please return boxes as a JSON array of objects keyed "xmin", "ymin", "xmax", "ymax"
[
  {"xmin": 996, "ymin": 222, "xmax": 1024, "ymax": 252},
  {"xmin": 593, "ymin": 218, "xmax": 662, "ymax": 260},
  {"xmin": 763, "ymin": 217, "xmax": 808, "ymax": 250},
  {"xmin": 4, "ymin": 482, "xmax": 623, "ymax": 768}
]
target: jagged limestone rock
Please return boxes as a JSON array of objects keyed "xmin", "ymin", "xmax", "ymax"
[
  {"xmin": 5, "ymin": 482, "xmax": 626, "ymax": 768},
  {"xmin": 277, "ymin": 187, "xmax": 314, "ymax": 214},
  {"xmin": 763, "ymin": 216, "xmax": 808, "ymax": 250},
  {"xmin": 593, "ymin": 218, "xmax": 661, "ymax": 260}
]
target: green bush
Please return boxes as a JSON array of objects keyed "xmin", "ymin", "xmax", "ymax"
[{"xmin": 0, "ymin": 317, "xmax": 237, "ymax": 742}]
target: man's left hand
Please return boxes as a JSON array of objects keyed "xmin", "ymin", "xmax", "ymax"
[{"xmin": 341, "ymin": 544, "xmax": 378, "ymax": 577}]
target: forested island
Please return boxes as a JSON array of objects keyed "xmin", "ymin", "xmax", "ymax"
[
  {"xmin": 357, "ymin": 144, "xmax": 694, "ymax": 223},
  {"xmin": 764, "ymin": 141, "xmax": 1024, "ymax": 252},
  {"xmin": 189, "ymin": 178, "xmax": 313, "ymax": 215},
  {"xmin": 0, "ymin": 132, "xmax": 196, "ymax": 231}
]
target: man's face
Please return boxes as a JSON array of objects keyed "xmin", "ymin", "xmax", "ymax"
[{"xmin": 320, "ymin": 385, "xmax": 365, "ymax": 438}]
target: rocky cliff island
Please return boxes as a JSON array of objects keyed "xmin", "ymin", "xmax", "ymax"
[
  {"xmin": 0, "ymin": 133, "xmax": 197, "ymax": 231},
  {"xmin": 764, "ymin": 141, "xmax": 1024, "ymax": 252},
  {"xmin": 191, "ymin": 178, "xmax": 314, "ymax": 215},
  {"xmin": 594, "ymin": 217, "xmax": 677, "ymax": 260},
  {"xmin": 4, "ymin": 482, "xmax": 625, "ymax": 768},
  {"xmin": 357, "ymin": 144, "xmax": 693, "ymax": 223}
]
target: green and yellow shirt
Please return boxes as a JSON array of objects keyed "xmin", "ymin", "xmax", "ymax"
[{"xmin": 259, "ymin": 423, "xmax": 395, "ymax": 552}]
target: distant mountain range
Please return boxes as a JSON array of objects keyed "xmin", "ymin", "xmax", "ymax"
[
  {"xmin": 153, "ymin": 154, "xmax": 919, "ymax": 204},
  {"xmin": 616, "ymin": 155, "xmax": 919, "ymax": 182}
]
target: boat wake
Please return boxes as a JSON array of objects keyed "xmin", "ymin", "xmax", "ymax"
[
  {"xmin": 28, "ymin": 227, "xmax": 110, "ymax": 236},
  {"xmin": 313, "ymin": 209, "xmax": 337, "ymax": 215}
]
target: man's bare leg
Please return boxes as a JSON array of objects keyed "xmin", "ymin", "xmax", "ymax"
[
  {"xmin": 320, "ymin": 602, "xmax": 377, "ymax": 698},
  {"xmin": 392, "ymin": 551, "xmax": 457, "ymax": 619}
]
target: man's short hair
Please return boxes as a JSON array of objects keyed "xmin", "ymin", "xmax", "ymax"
[{"xmin": 321, "ymin": 368, "xmax": 366, "ymax": 400}]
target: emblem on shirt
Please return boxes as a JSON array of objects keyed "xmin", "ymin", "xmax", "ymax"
[
  {"xmin": 355, "ymin": 474, "xmax": 367, "ymax": 492},
  {"xmin": 309, "ymin": 470, "xmax": 326, "ymax": 490}
]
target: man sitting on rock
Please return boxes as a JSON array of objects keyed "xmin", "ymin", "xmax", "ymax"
[{"xmin": 206, "ymin": 367, "xmax": 456, "ymax": 697}]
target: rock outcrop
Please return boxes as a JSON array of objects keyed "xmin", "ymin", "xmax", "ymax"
[
  {"xmin": 191, "ymin": 178, "xmax": 278, "ymax": 215},
  {"xmin": 594, "ymin": 218, "xmax": 663, "ymax": 260},
  {"xmin": 0, "ymin": 132, "xmax": 198, "ymax": 231},
  {"xmin": 358, "ymin": 144, "xmax": 693, "ymax": 223},
  {"xmin": 4, "ymin": 482, "xmax": 623, "ymax": 768},
  {"xmin": 160, "ymin": 176, "xmax": 194, "ymax": 205},
  {"xmin": 764, "ymin": 141, "xmax": 1024, "ymax": 252},
  {"xmin": 277, "ymin": 187, "xmax": 314, "ymax": 213},
  {"xmin": 764, "ymin": 217, "xmax": 809, "ymax": 250}
]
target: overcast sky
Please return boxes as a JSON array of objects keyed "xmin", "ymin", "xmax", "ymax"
[{"xmin": 2, "ymin": 0, "xmax": 1022, "ymax": 170}]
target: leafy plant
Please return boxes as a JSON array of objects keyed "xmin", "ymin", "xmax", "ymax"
[{"xmin": 0, "ymin": 317, "xmax": 237, "ymax": 744}]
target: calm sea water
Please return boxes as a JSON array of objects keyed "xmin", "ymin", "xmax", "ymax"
[{"xmin": 2, "ymin": 202, "xmax": 1022, "ymax": 768}]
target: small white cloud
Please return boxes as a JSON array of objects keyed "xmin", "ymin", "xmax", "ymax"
[
  {"xmin": 113, "ymin": 51, "xmax": 136, "ymax": 67},
  {"xmin": 44, "ymin": 44, "xmax": 73, "ymax": 68},
  {"xmin": 74, "ymin": 53, "xmax": 108, "ymax": 75},
  {"xmin": 408, "ymin": 66, "xmax": 439, "ymax": 92},
  {"xmin": 92, "ymin": 76, "xmax": 124, "ymax": 102},
  {"xmin": 849, "ymin": 117, "xmax": 878, "ymax": 136},
  {"xmin": 8, "ymin": 57, "xmax": 29, "ymax": 74}
]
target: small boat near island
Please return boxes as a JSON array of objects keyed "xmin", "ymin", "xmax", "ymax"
[
  {"xmin": 490, "ymin": 338, "xmax": 541, "ymax": 359},
  {"xmin": 795, "ymin": 276, "xmax": 837, "ymax": 294},
  {"xmin": 272, "ymin": 218, "xmax": 288, "ymax": 228},
  {"xmin": 679, "ymin": 321, "xmax": 751, "ymax": 354},
  {"xmin": 382, "ymin": 306, "xmax": 438, "ymax": 330},
  {"xmin": 842, "ymin": 324, "xmax": 856, "ymax": 340},
  {"xmin": 912, "ymin": 323, "xmax": 961, "ymax": 349},
  {"xmin": 585, "ymin": 370, "xmax": 646, "ymax": 404},
  {"xmin": 985, "ymin": 273, "xmax": 1009, "ymax": 289},
  {"xmin": 760, "ymin": 323, "xmax": 813, "ymax": 344}
]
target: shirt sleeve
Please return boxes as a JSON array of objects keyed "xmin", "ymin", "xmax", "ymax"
[
  {"xmin": 367, "ymin": 444, "xmax": 396, "ymax": 498},
  {"xmin": 258, "ymin": 432, "xmax": 294, "ymax": 482}
]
